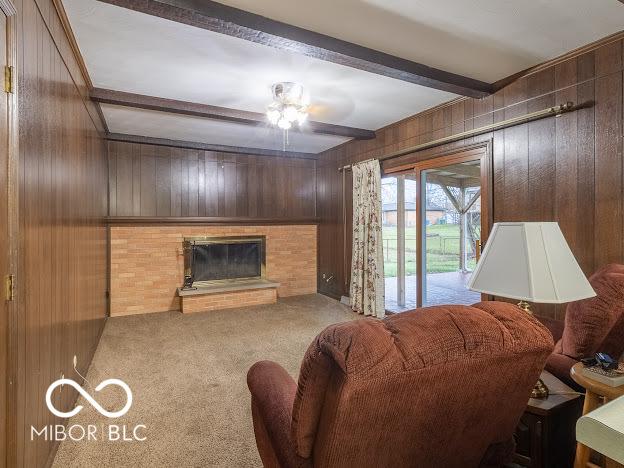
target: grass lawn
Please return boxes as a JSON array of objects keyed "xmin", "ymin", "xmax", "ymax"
[{"xmin": 383, "ymin": 224, "xmax": 476, "ymax": 277}]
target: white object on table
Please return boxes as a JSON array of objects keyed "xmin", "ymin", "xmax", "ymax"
[{"xmin": 576, "ymin": 395, "xmax": 624, "ymax": 464}]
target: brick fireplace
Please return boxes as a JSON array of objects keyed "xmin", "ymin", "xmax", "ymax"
[{"xmin": 109, "ymin": 225, "xmax": 317, "ymax": 316}]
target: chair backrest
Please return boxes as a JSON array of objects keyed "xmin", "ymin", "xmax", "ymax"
[
  {"xmin": 291, "ymin": 301, "xmax": 553, "ymax": 468},
  {"xmin": 561, "ymin": 263, "xmax": 624, "ymax": 359}
]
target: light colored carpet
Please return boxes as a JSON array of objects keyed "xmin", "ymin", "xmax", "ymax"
[{"xmin": 52, "ymin": 294, "xmax": 357, "ymax": 468}]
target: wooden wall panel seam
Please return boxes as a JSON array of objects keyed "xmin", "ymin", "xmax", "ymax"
[{"xmin": 108, "ymin": 141, "xmax": 318, "ymax": 220}]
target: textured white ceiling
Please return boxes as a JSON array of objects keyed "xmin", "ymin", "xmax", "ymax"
[
  {"xmin": 61, "ymin": 0, "xmax": 458, "ymax": 153},
  {"xmin": 216, "ymin": 0, "xmax": 624, "ymax": 82},
  {"xmin": 62, "ymin": 0, "xmax": 624, "ymax": 154},
  {"xmin": 101, "ymin": 104, "xmax": 350, "ymax": 153}
]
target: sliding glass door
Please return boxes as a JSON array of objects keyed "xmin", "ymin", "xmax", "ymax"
[
  {"xmin": 382, "ymin": 147, "xmax": 490, "ymax": 312},
  {"xmin": 382, "ymin": 174, "xmax": 416, "ymax": 312},
  {"xmin": 420, "ymin": 161, "xmax": 482, "ymax": 307}
]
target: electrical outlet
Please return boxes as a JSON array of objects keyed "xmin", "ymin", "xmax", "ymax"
[{"xmin": 73, "ymin": 355, "xmax": 77, "ymax": 368}]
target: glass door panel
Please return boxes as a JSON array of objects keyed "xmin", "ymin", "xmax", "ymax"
[
  {"xmin": 381, "ymin": 175, "xmax": 417, "ymax": 312},
  {"xmin": 381, "ymin": 176, "xmax": 399, "ymax": 311},
  {"xmin": 404, "ymin": 176, "xmax": 417, "ymax": 310},
  {"xmin": 421, "ymin": 161, "xmax": 482, "ymax": 307}
]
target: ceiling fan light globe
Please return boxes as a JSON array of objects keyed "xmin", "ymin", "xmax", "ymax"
[
  {"xmin": 266, "ymin": 109, "xmax": 280, "ymax": 125},
  {"xmin": 277, "ymin": 118, "xmax": 292, "ymax": 130},
  {"xmin": 283, "ymin": 105, "xmax": 299, "ymax": 121}
]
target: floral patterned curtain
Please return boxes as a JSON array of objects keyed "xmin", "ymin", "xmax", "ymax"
[{"xmin": 350, "ymin": 159, "xmax": 385, "ymax": 318}]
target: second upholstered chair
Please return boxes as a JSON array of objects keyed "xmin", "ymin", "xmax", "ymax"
[
  {"xmin": 247, "ymin": 301, "xmax": 553, "ymax": 468},
  {"xmin": 537, "ymin": 263, "xmax": 624, "ymax": 389}
]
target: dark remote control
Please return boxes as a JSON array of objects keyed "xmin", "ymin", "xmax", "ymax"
[{"xmin": 595, "ymin": 352, "xmax": 618, "ymax": 370}]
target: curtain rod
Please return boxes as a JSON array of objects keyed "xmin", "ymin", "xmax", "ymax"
[{"xmin": 338, "ymin": 101, "xmax": 582, "ymax": 172}]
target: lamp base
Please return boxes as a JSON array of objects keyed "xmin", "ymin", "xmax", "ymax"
[
  {"xmin": 531, "ymin": 378, "xmax": 549, "ymax": 399},
  {"xmin": 517, "ymin": 300, "xmax": 532, "ymax": 314}
]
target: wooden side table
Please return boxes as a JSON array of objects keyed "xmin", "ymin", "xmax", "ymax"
[
  {"xmin": 514, "ymin": 370, "xmax": 583, "ymax": 468},
  {"xmin": 571, "ymin": 362, "xmax": 624, "ymax": 468}
]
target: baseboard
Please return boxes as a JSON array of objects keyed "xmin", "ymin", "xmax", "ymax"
[{"xmin": 317, "ymin": 289, "xmax": 341, "ymax": 301}]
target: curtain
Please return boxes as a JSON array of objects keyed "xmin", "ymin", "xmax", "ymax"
[{"xmin": 350, "ymin": 159, "xmax": 385, "ymax": 318}]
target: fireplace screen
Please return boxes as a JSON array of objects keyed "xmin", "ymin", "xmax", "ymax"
[{"xmin": 183, "ymin": 236, "xmax": 266, "ymax": 287}]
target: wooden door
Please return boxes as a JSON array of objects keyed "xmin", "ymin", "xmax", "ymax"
[{"xmin": 0, "ymin": 8, "xmax": 8, "ymax": 467}]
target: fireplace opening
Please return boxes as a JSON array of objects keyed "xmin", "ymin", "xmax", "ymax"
[{"xmin": 183, "ymin": 236, "xmax": 266, "ymax": 288}]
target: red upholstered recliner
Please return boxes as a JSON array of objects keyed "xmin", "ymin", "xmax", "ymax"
[
  {"xmin": 247, "ymin": 302, "xmax": 553, "ymax": 468},
  {"xmin": 537, "ymin": 263, "xmax": 624, "ymax": 390}
]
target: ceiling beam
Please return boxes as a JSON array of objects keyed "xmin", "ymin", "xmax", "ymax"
[
  {"xmin": 96, "ymin": 0, "xmax": 494, "ymax": 98},
  {"xmin": 91, "ymin": 88, "xmax": 376, "ymax": 140},
  {"xmin": 105, "ymin": 133, "xmax": 318, "ymax": 159}
]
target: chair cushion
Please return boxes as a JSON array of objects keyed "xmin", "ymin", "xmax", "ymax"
[{"xmin": 560, "ymin": 264, "xmax": 624, "ymax": 359}]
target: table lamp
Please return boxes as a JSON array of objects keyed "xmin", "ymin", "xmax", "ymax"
[{"xmin": 468, "ymin": 222, "xmax": 596, "ymax": 397}]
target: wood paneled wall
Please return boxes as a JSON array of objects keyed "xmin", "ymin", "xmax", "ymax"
[
  {"xmin": 317, "ymin": 35, "xmax": 624, "ymax": 320},
  {"xmin": 12, "ymin": 0, "xmax": 108, "ymax": 466},
  {"xmin": 108, "ymin": 141, "xmax": 317, "ymax": 219}
]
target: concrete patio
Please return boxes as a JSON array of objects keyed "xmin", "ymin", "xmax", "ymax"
[{"xmin": 385, "ymin": 271, "xmax": 481, "ymax": 313}]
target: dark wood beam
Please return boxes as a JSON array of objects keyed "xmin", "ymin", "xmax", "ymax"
[
  {"xmin": 91, "ymin": 88, "xmax": 375, "ymax": 140},
  {"xmin": 105, "ymin": 133, "xmax": 318, "ymax": 159},
  {"xmin": 96, "ymin": 0, "xmax": 494, "ymax": 98}
]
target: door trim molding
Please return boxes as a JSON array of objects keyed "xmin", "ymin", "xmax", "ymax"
[
  {"xmin": 1, "ymin": 1, "xmax": 18, "ymax": 467},
  {"xmin": 383, "ymin": 141, "xmax": 492, "ymax": 174}
]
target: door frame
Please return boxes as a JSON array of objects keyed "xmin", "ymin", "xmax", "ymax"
[
  {"xmin": 385, "ymin": 141, "xmax": 493, "ymax": 308},
  {"xmin": 0, "ymin": 1, "xmax": 18, "ymax": 467}
]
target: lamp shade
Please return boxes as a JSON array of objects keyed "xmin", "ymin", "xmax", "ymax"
[{"xmin": 468, "ymin": 222, "xmax": 595, "ymax": 303}]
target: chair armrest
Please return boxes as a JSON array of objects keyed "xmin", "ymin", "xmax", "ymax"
[
  {"xmin": 247, "ymin": 361, "xmax": 310, "ymax": 468},
  {"xmin": 545, "ymin": 352, "xmax": 583, "ymax": 391},
  {"xmin": 535, "ymin": 315, "xmax": 565, "ymax": 342}
]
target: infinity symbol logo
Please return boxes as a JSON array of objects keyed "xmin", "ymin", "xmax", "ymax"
[{"xmin": 46, "ymin": 378, "xmax": 133, "ymax": 419}]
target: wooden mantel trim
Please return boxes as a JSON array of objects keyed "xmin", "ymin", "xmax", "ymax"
[{"xmin": 106, "ymin": 216, "xmax": 320, "ymax": 225}]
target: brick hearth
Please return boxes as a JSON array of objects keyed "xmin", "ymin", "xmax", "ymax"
[{"xmin": 181, "ymin": 288, "xmax": 278, "ymax": 313}]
